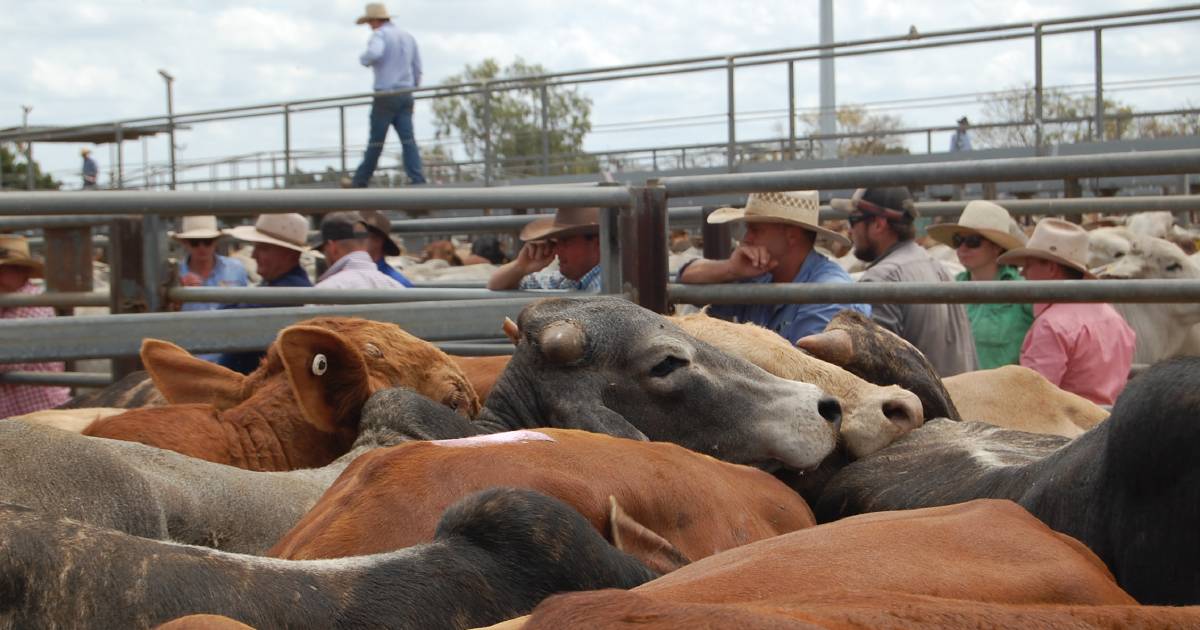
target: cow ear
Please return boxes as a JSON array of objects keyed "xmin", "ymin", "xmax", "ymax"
[
  {"xmin": 278, "ymin": 325, "xmax": 372, "ymax": 432},
  {"xmin": 502, "ymin": 317, "xmax": 521, "ymax": 345},
  {"xmin": 796, "ymin": 329, "xmax": 855, "ymax": 367},
  {"xmin": 141, "ymin": 339, "xmax": 247, "ymax": 410},
  {"xmin": 607, "ymin": 496, "xmax": 690, "ymax": 575}
]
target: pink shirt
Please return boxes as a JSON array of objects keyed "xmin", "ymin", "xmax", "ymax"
[
  {"xmin": 1019, "ymin": 302, "xmax": 1136, "ymax": 406},
  {"xmin": 1, "ymin": 282, "xmax": 71, "ymax": 417}
]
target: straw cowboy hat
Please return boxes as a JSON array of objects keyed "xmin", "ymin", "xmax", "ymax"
[
  {"xmin": 169, "ymin": 216, "xmax": 226, "ymax": 241},
  {"xmin": 997, "ymin": 218, "xmax": 1095, "ymax": 278},
  {"xmin": 80, "ymin": 147, "xmax": 92, "ymax": 156},
  {"xmin": 926, "ymin": 200, "xmax": 1027, "ymax": 252},
  {"xmin": 229, "ymin": 213, "xmax": 313, "ymax": 253},
  {"xmin": 519, "ymin": 207, "xmax": 601, "ymax": 242},
  {"xmin": 359, "ymin": 210, "xmax": 402, "ymax": 256},
  {"xmin": 355, "ymin": 3, "xmax": 391, "ymax": 24},
  {"xmin": 708, "ymin": 191, "xmax": 850, "ymax": 248},
  {"xmin": 0, "ymin": 234, "xmax": 44, "ymax": 278}
]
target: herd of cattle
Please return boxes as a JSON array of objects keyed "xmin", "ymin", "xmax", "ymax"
[{"xmin": 2, "ymin": 296, "xmax": 1199, "ymax": 625}]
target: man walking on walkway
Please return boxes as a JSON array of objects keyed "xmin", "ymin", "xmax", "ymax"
[{"xmin": 346, "ymin": 3, "xmax": 426, "ymax": 188}]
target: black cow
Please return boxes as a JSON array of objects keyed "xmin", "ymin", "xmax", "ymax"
[
  {"xmin": 0, "ymin": 488, "xmax": 657, "ymax": 629},
  {"xmin": 814, "ymin": 357, "xmax": 1200, "ymax": 605}
]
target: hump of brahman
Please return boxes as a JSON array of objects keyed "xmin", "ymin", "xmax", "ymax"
[
  {"xmin": 79, "ymin": 317, "xmax": 479, "ymax": 471},
  {"xmin": 469, "ymin": 297, "xmax": 840, "ymax": 473},
  {"xmin": 268, "ymin": 425, "xmax": 816, "ymax": 573},
  {"xmin": 0, "ymin": 488, "xmax": 656, "ymax": 630},
  {"xmin": 814, "ymin": 356, "xmax": 1200, "ymax": 605},
  {"xmin": 942, "ymin": 365, "xmax": 1108, "ymax": 437}
]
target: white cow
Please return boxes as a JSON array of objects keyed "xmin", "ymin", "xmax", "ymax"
[{"xmin": 1093, "ymin": 233, "xmax": 1200, "ymax": 364}]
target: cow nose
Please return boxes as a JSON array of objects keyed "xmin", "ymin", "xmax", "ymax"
[
  {"xmin": 817, "ymin": 396, "xmax": 842, "ymax": 425},
  {"xmin": 882, "ymin": 393, "xmax": 923, "ymax": 432}
]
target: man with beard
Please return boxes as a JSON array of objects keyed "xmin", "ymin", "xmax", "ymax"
[{"xmin": 836, "ymin": 187, "xmax": 978, "ymax": 377}]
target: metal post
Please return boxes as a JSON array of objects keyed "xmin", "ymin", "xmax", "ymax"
[
  {"xmin": 21, "ymin": 105, "xmax": 33, "ymax": 190},
  {"xmin": 651, "ymin": 149, "xmax": 658, "ymax": 172},
  {"xmin": 158, "ymin": 70, "xmax": 177, "ymax": 190},
  {"xmin": 141, "ymin": 137, "xmax": 149, "ymax": 190},
  {"xmin": 1034, "ymin": 23, "xmax": 1044, "ymax": 155},
  {"xmin": 1094, "ymin": 28, "xmax": 1104, "ymax": 142},
  {"xmin": 114, "ymin": 123, "xmax": 124, "ymax": 189},
  {"xmin": 142, "ymin": 214, "xmax": 165, "ymax": 312},
  {"xmin": 540, "ymin": 83, "xmax": 550, "ymax": 176},
  {"xmin": 701, "ymin": 206, "xmax": 733, "ymax": 261},
  {"xmin": 726, "ymin": 57, "xmax": 736, "ymax": 173},
  {"xmin": 283, "ymin": 104, "xmax": 292, "ymax": 188},
  {"xmin": 599, "ymin": 205, "xmax": 621, "ymax": 295},
  {"xmin": 482, "ymin": 83, "xmax": 493, "ymax": 186},
  {"xmin": 622, "ymin": 182, "xmax": 669, "ymax": 313},
  {"xmin": 787, "ymin": 61, "xmax": 796, "ymax": 161},
  {"xmin": 818, "ymin": 0, "xmax": 837, "ymax": 160},
  {"xmin": 926, "ymin": 129, "xmax": 932, "ymax": 154},
  {"xmin": 339, "ymin": 105, "xmax": 347, "ymax": 175}
]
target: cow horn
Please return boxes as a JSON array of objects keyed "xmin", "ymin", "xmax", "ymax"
[{"xmin": 538, "ymin": 321, "xmax": 586, "ymax": 364}]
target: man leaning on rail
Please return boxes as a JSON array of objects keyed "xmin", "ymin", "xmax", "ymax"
[
  {"xmin": 677, "ymin": 190, "xmax": 869, "ymax": 345},
  {"xmin": 487, "ymin": 208, "xmax": 602, "ymax": 292}
]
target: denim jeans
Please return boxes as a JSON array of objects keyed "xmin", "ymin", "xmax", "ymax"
[{"xmin": 352, "ymin": 93, "xmax": 426, "ymax": 187}]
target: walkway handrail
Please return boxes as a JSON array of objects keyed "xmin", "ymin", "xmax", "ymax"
[
  {"xmin": 668, "ymin": 280, "xmax": 1200, "ymax": 306},
  {"xmin": 167, "ymin": 287, "xmax": 560, "ymax": 305}
]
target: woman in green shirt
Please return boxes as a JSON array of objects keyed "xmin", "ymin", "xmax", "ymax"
[{"xmin": 927, "ymin": 201, "xmax": 1034, "ymax": 369}]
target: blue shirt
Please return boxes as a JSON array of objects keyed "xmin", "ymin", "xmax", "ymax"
[
  {"xmin": 377, "ymin": 259, "xmax": 414, "ymax": 287},
  {"xmin": 700, "ymin": 252, "xmax": 871, "ymax": 344},
  {"xmin": 519, "ymin": 264, "xmax": 602, "ymax": 292},
  {"xmin": 360, "ymin": 22, "xmax": 422, "ymax": 91},
  {"xmin": 216, "ymin": 265, "xmax": 313, "ymax": 374},
  {"xmin": 179, "ymin": 254, "xmax": 250, "ymax": 312}
]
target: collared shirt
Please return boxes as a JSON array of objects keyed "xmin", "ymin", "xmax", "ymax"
[
  {"xmin": 519, "ymin": 264, "xmax": 602, "ymax": 292},
  {"xmin": 696, "ymin": 252, "xmax": 870, "ymax": 345},
  {"xmin": 860, "ymin": 240, "xmax": 979, "ymax": 377},
  {"xmin": 179, "ymin": 254, "xmax": 250, "ymax": 312},
  {"xmin": 360, "ymin": 22, "xmax": 422, "ymax": 91},
  {"xmin": 217, "ymin": 266, "xmax": 313, "ymax": 375},
  {"xmin": 1, "ymin": 282, "xmax": 70, "ymax": 417},
  {"xmin": 316, "ymin": 251, "xmax": 406, "ymax": 290},
  {"xmin": 377, "ymin": 259, "xmax": 414, "ymax": 287},
  {"xmin": 956, "ymin": 266, "xmax": 1034, "ymax": 369},
  {"xmin": 1020, "ymin": 302, "xmax": 1136, "ymax": 406}
]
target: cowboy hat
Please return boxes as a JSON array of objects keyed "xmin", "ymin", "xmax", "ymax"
[
  {"xmin": 359, "ymin": 210, "xmax": 402, "ymax": 256},
  {"xmin": 80, "ymin": 147, "xmax": 92, "ymax": 156},
  {"xmin": 0, "ymin": 234, "xmax": 44, "ymax": 278},
  {"xmin": 707, "ymin": 191, "xmax": 850, "ymax": 248},
  {"xmin": 229, "ymin": 213, "xmax": 314, "ymax": 253},
  {"xmin": 997, "ymin": 218, "xmax": 1095, "ymax": 278},
  {"xmin": 830, "ymin": 187, "xmax": 918, "ymax": 223},
  {"xmin": 312, "ymin": 212, "xmax": 370, "ymax": 251},
  {"xmin": 957, "ymin": 116, "xmax": 970, "ymax": 125},
  {"xmin": 355, "ymin": 3, "xmax": 390, "ymax": 24},
  {"xmin": 170, "ymin": 216, "xmax": 226, "ymax": 241},
  {"xmin": 926, "ymin": 200, "xmax": 1027, "ymax": 252},
  {"xmin": 519, "ymin": 207, "xmax": 601, "ymax": 242}
]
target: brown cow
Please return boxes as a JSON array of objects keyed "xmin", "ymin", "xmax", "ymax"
[
  {"xmin": 501, "ymin": 500, "xmax": 1155, "ymax": 630},
  {"xmin": 82, "ymin": 317, "xmax": 479, "ymax": 471},
  {"xmin": 421, "ymin": 239, "xmax": 464, "ymax": 265},
  {"xmin": 155, "ymin": 615, "xmax": 254, "ymax": 630},
  {"xmin": 270, "ymin": 428, "xmax": 814, "ymax": 573}
]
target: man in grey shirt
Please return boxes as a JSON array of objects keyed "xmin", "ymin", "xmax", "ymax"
[{"xmin": 838, "ymin": 186, "xmax": 978, "ymax": 377}]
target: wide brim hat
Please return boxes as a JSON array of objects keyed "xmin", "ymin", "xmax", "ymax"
[
  {"xmin": 359, "ymin": 210, "xmax": 401, "ymax": 256},
  {"xmin": 519, "ymin": 207, "xmax": 601, "ymax": 242},
  {"xmin": 927, "ymin": 200, "xmax": 1027, "ymax": 252},
  {"xmin": 0, "ymin": 234, "xmax": 44, "ymax": 278},
  {"xmin": 80, "ymin": 148, "xmax": 92, "ymax": 156},
  {"xmin": 229, "ymin": 213, "xmax": 314, "ymax": 254},
  {"xmin": 355, "ymin": 3, "xmax": 391, "ymax": 24},
  {"xmin": 170, "ymin": 215, "xmax": 226, "ymax": 241},
  {"xmin": 997, "ymin": 218, "xmax": 1095, "ymax": 279},
  {"xmin": 708, "ymin": 191, "xmax": 851, "ymax": 248},
  {"xmin": 312, "ymin": 212, "xmax": 371, "ymax": 251}
]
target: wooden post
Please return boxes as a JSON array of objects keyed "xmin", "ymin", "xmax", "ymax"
[
  {"xmin": 621, "ymin": 183, "xmax": 669, "ymax": 313},
  {"xmin": 108, "ymin": 218, "xmax": 150, "ymax": 378}
]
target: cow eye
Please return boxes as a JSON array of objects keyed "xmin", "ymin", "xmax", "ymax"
[
  {"xmin": 1114, "ymin": 252, "xmax": 1125, "ymax": 258},
  {"xmin": 1167, "ymin": 263, "xmax": 1183, "ymax": 272},
  {"xmin": 649, "ymin": 356, "xmax": 689, "ymax": 378}
]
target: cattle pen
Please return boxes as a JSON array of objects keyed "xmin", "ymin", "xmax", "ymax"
[{"xmin": 1, "ymin": 148, "xmax": 1200, "ymax": 389}]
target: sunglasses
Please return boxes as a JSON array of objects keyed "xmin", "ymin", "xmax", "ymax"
[
  {"xmin": 951, "ymin": 234, "xmax": 986, "ymax": 249},
  {"xmin": 847, "ymin": 214, "xmax": 873, "ymax": 227},
  {"xmin": 186, "ymin": 238, "xmax": 216, "ymax": 247}
]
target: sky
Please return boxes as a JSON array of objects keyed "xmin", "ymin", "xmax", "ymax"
[{"xmin": 1, "ymin": 0, "xmax": 1197, "ymax": 188}]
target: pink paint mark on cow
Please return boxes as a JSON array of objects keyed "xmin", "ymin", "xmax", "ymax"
[{"xmin": 431, "ymin": 430, "xmax": 555, "ymax": 448}]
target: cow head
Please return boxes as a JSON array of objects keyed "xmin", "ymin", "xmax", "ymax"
[
  {"xmin": 483, "ymin": 297, "xmax": 840, "ymax": 472},
  {"xmin": 140, "ymin": 317, "xmax": 480, "ymax": 432},
  {"xmin": 1087, "ymin": 226, "xmax": 1136, "ymax": 269},
  {"xmin": 798, "ymin": 310, "xmax": 961, "ymax": 422}
]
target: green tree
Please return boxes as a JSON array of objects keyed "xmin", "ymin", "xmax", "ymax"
[
  {"xmin": 800, "ymin": 106, "xmax": 910, "ymax": 157},
  {"xmin": 0, "ymin": 144, "xmax": 60, "ymax": 190},
  {"xmin": 431, "ymin": 58, "xmax": 596, "ymax": 178},
  {"xmin": 973, "ymin": 84, "xmax": 1136, "ymax": 148}
]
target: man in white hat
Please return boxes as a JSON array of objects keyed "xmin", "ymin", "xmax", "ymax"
[
  {"xmin": 344, "ymin": 3, "xmax": 426, "ymax": 188},
  {"xmin": 487, "ymin": 207, "xmax": 602, "ymax": 292},
  {"xmin": 678, "ymin": 191, "xmax": 869, "ymax": 344},
  {"xmin": 173, "ymin": 216, "xmax": 249, "ymax": 313},
  {"xmin": 926, "ymin": 200, "xmax": 1033, "ymax": 369},
  {"xmin": 996, "ymin": 218, "xmax": 1136, "ymax": 406},
  {"xmin": 80, "ymin": 148, "xmax": 98, "ymax": 189},
  {"xmin": 0, "ymin": 234, "xmax": 70, "ymax": 416},
  {"xmin": 219, "ymin": 213, "xmax": 318, "ymax": 373}
]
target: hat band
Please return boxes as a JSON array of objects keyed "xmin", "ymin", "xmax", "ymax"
[
  {"xmin": 257, "ymin": 225, "xmax": 305, "ymax": 247},
  {"xmin": 853, "ymin": 198, "xmax": 907, "ymax": 221}
]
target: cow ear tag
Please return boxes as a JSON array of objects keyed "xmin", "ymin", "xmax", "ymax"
[{"xmin": 311, "ymin": 354, "xmax": 328, "ymax": 376}]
